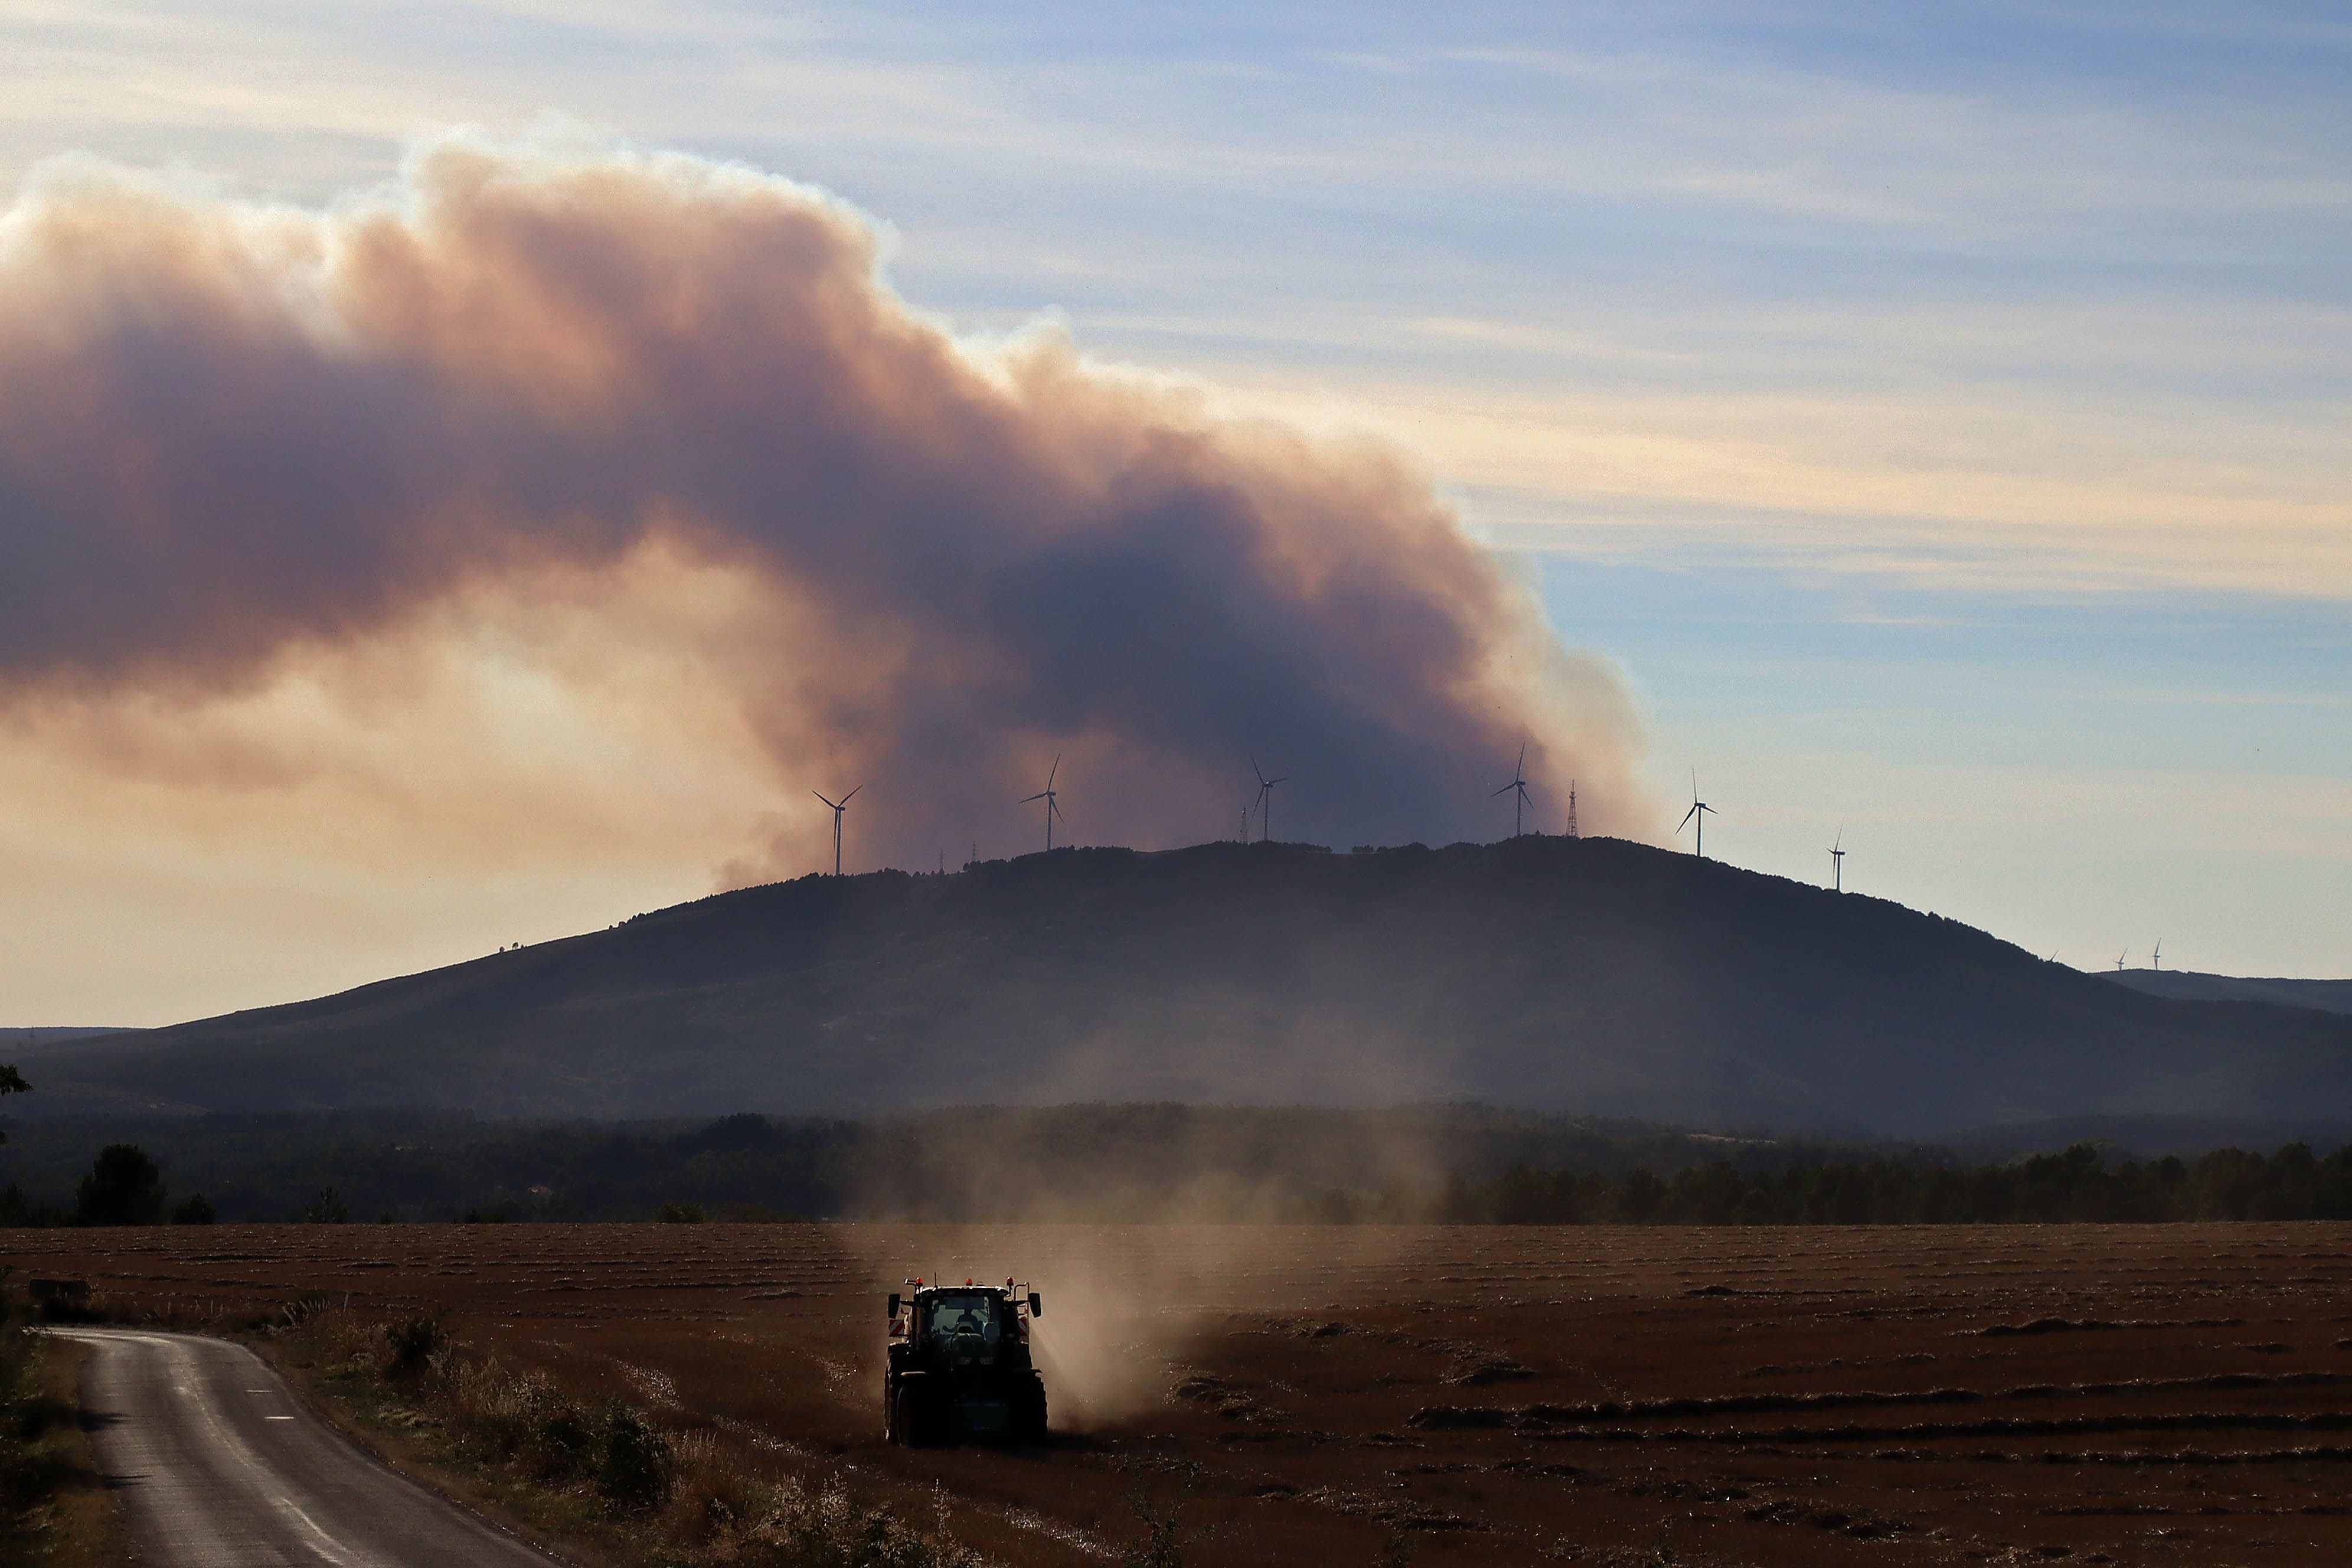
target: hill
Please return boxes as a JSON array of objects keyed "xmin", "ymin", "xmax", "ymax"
[
  {"xmin": 12, "ymin": 837, "xmax": 2352, "ymax": 1136},
  {"xmin": 2101, "ymin": 969, "xmax": 2352, "ymax": 1015},
  {"xmin": 0, "ymin": 1028, "xmax": 132, "ymax": 1048}
]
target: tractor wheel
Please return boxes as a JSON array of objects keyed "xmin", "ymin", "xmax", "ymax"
[
  {"xmin": 1016, "ymin": 1379, "xmax": 1048, "ymax": 1444},
  {"xmin": 892, "ymin": 1384, "xmax": 925, "ymax": 1447}
]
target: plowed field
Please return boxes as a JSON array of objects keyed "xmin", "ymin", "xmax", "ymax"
[{"xmin": 10, "ymin": 1223, "xmax": 2352, "ymax": 1565}]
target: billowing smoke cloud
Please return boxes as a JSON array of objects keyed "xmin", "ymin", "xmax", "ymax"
[{"xmin": 0, "ymin": 138, "xmax": 1647, "ymax": 876}]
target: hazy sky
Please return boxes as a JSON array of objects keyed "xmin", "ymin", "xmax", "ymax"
[{"xmin": 2, "ymin": 1, "xmax": 2346, "ymax": 1023}]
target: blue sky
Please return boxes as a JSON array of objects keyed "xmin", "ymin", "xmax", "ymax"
[{"xmin": 0, "ymin": 1, "xmax": 2344, "ymax": 1017}]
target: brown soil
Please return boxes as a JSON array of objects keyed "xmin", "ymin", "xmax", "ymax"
[{"xmin": 8, "ymin": 1222, "xmax": 2352, "ymax": 1566}]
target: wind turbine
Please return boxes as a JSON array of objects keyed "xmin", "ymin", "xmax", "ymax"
[
  {"xmin": 1677, "ymin": 772, "xmax": 1716, "ymax": 858},
  {"xmin": 2152, "ymin": 939, "xmax": 2162, "ymax": 972},
  {"xmin": 2115, "ymin": 948, "xmax": 2128, "ymax": 972},
  {"xmin": 812, "ymin": 785, "xmax": 862, "ymax": 877},
  {"xmin": 1828, "ymin": 826, "xmax": 1846, "ymax": 893},
  {"xmin": 1493, "ymin": 743, "xmax": 1533, "ymax": 838},
  {"xmin": 1020, "ymin": 756, "xmax": 1066, "ymax": 852},
  {"xmin": 1252, "ymin": 758, "xmax": 1287, "ymax": 844}
]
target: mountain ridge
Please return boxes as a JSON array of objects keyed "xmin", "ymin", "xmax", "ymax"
[
  {"xmin": 2101, "ymin": 969, "xmax": 2352, "ymax": 1015},
  {"xmin": 14, "ymin": 835, "xmax": 2351, "ymax": 1136}
]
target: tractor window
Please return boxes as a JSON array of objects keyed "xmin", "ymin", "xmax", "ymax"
[{"xmin": 925, "ymin": 1293, "xmax": 1001, "ymax": 1348}]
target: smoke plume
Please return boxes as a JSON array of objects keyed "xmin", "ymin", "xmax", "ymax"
[{"xmin": 0, "ymin": 137, "xmax": 1647, "ymax": 874}]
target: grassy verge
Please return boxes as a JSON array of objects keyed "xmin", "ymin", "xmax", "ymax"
[
  {"xmin": 0, "ymin": 1307, "xmax": 132, "ymax": 1568},
  {"xmin": 262, "ymin": 1305, "xmax": 986, "ymax": 1568}
]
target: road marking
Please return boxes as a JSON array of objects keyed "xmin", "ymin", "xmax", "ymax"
[
  {"xmin": 265, "ymin": 1415, "xmax": 295, "ymax": 1420},
  {"xmin": 149, "ymin": 1333, "xmax": 371, "ymax": 1567}
]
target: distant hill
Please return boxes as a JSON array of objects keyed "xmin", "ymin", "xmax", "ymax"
[
  {"xmin": 0, "ymin": 1028, "xmax": 133, "ymax": 1048},
  {"xmin": 12, "ymin": 837, "xmax": 2352, "ymax": 1136},
  {"xmin": 2101, "ymin": 969, "xmax": 2352, "ymax": 1016}
]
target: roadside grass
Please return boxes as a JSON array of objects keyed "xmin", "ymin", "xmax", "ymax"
[
  {"xmin": 0, "ymin": 1287, "xmax": 131, "ymax": 1568},
  {"xmin": 267, "ymin": 1306, "xmax": 988, "ymax": 1568}
]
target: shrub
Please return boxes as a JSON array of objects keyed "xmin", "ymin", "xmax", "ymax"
[
  {"xmin": 594, "ymin": 1403, "xmax": 673, "ymax": 1513},
  {"xmin": 531, "ymin": 1404, "xmax": 596, "ymax": 1482},
  {"xmin": 381, "ymin": 1315, "xmax": 447, "ymax": 1377}
]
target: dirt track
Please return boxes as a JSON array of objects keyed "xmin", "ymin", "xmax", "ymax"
[{"xmin": 9, "ymin": 1223, "xmax": 2352, "ymax": 1565}]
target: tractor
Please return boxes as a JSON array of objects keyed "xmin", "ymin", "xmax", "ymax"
[{"xmin": 884, "ymin": 1278, "xmax": 1047, "ymax": 1446}]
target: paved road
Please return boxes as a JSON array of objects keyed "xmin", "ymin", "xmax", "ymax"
[{"xmin": 58, "ymin": 1327, "xmax": 563, "ymax": 1567}]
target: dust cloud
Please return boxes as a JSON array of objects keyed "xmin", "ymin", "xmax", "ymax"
[
  {"xmin": 0, "ymin": 135, "xmax": 1650, "ymax": 879},
  {"xmin": 842, "ymin": 1223, "xmax": 1402, "ymax": 1432},
  {"xmin": 838, "ymin": 1111, "xmax": 1445, "ymax": 1429}
]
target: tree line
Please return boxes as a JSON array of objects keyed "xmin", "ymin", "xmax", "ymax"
[
  {"xmin": 5, "ymin": 1086, "xmax": 2352, "ymax": 1225},
  {"xmin": 20, "ymin": 1136, "xmax": 2352, "ymax": 1227},
  {"xmin": 1432, "ymin": 1141, "xmax": 2352, "ymax": 1226}
]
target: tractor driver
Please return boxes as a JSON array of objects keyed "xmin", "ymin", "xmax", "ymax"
[{"xmin": 931, "ymin": 1294, "xmax": 1000, "ymax": 1348}]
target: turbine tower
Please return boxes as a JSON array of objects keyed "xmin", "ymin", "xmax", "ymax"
[
  {"xmin": 1828, "ymin": 827, "xmax": 1846, "ymax": 893},
  {"xmin": 1677, "ymin": 772, "xmax": 1716, "ymax": 858},
  {"xmin": 1252, "ymin": 758, "xmax": 1288, "ymax": 844},
  {"xmin": 1493, "ymin": 743, "xmax": 1533, "ymax": 838},
  {"xmin": 812, "ymin": 785, "xmax": 862, "ymax": 877},
  {"xmin": 1019, "ymin": 756, "xmax": 1065, "ymax": 852}
]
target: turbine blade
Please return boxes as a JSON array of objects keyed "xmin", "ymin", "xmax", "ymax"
[
  {"xmin": 1019, "ymin": 792, "xmax": 1046, "ymax": 804},
  {"xmin": 1493, "ymin": 782, "xmax": 1515, "ymax": 796},
  {"xmin": 1047, "ymin": 754, "xmax": 1060, "ymax": 789},
  {"xmin": 812, "ymin": 791, "xmax": 838, "ymax": 809},
  {"xmin": 842, "ymin": 783, "xmax": 863, "ymax": 804},
  {"xmin": 1678, "ymin": 803, "xmax": 1697, "ymax": 829}
]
